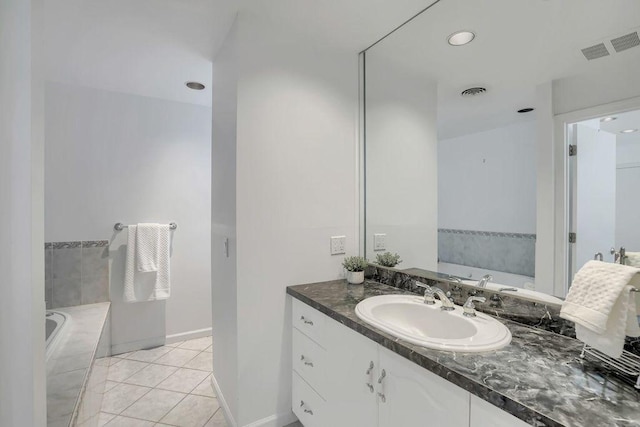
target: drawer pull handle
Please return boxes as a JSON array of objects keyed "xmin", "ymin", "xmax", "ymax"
[
  {"xmin": 366, "ymin": 383, "xmax": 374, "ymax": 393},
  {"xmin": 377, "ymin": 369, "xmax": 386, "ymax": 384},
  {"xmin": 300, "ymin": 400, "xmax": 313, "ymax": 415},
  {"xmin": 377, "ymin": 392, "xmax": 386, "ymax": 403},
  {"xmin": 300, "ymin": 316, "xmax": 314, "ymax": 325},
  {"xmin": 300, "ymin": 355, "xmax": 314, "ymax": 367},
  {"xmin": 365, "ymin": 361, "xmax": 374, "ymax": 375}
]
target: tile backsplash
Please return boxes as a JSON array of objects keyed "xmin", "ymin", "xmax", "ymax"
[
  {"xmin": 45, "ymin": 240, "xmax": 110, "ymax": 309},
  {"xmin": 438, "ymin": 228, "xmax": 536, "ymax": 277}
]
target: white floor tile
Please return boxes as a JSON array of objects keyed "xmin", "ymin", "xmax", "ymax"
[
  {"xmin": 104, "ymin": 415, "xmax": 155, "ymax": 426},
  {"xmin": 124, "ymin": 364, "xmax": 178, "ymax": 388},
  {"xmin": 104, "ymin": 381, "xmax": 119, "ymax": 393},
  {"xmin": 101, "ymin": 383, "xmax": 151, "ymax": 414},
  {"xmin": 153, "ymin": 348, "xmax": 200, "ymax": 368},
  {"xmin": 160, "ymin": 395, "xmax": 219, "ymax": 427},
  {"xmin": 191, "ymin": 375, "xmax": 216, "ymax": 398},
  {"xmin": 203, "ymin": 345, "xmax": 212, "ymax": 353},
  {"xmin": 98, "ymin": 412, "xmax": 116, "ymax": 426},
  {"xmin": 107, "ymin": 359, "xmax": 149, "ymax": 382},
  {"xmin": 178, "ymin": 337, "xmax": 212, "ymax": 351},
  {"xmin": 156, "ymin": 368, "xmax": 209, "ymax": 394},
  {"xmin": 204, "ymin": 409, "xmax": 227, "ymax": 427},
  {"xmin": 164, "ymin": 340, "xmax": 183, "ymax": 348},
  {"xmin": 125, "ymin": 346, "xmax": 173, "ymax": 363},
  {"xmin": 183, "ymin": 352, "xmax": 212, "ymax": 372},
  {"xmin": 121, "ymin": 389, "xmax": 186, "ymax": 422}
]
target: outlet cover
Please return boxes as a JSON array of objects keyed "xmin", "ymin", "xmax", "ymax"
[
  {"xmin": 330, "ymin": 236, "xmax": 346, "ymax": 255},
  {"xmin": 373, "ymin": 233, "xmax": 386, "ymax": 251}
]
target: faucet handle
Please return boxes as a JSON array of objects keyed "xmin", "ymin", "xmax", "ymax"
[
  {"xmin": 463, "ymin": 296, "xmax": 486, "ymax": 317},
  {"xmin": 414, "ymin": 281, "xmax": 436, "ymax": 305}
]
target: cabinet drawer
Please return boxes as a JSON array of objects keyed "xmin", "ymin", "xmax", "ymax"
[
  {"xmin": 292, "ymin": 328, "xmax": 326, "ymax": 397},
  {"xmin": 292, "ymin": 299, "xmax": 326, "ymax": 346},
  {"xmin": 292, "ymin": 371, "xmax": 326, "ymax": 427}
]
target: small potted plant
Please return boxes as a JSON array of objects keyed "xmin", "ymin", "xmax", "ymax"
[
  {"xmin": 342, "ymin": 256, "xmax": 368, "ymax": 284},
  {"xmin": 375, "ymin": 252, "xmax": 402, "ymax": 268}
]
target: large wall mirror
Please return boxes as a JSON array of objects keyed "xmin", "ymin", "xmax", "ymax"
[{"xmin": 363, "ymin": 0, "xmax": 640, "ymax": 298}]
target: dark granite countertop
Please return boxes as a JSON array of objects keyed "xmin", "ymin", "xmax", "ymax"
[{"xmin": 287, "ymin": 280, "xmax": 640, "ymax": 427}]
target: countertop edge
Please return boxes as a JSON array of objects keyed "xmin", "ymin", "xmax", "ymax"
[{"xmin": 286, "ymin": 285, "xmax": 561, "ymax": 427}]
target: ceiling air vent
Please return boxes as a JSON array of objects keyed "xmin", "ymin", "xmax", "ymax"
[
  {"xmin": 611, "ymin": 32, "xmax": 640, "ymax": 53},
  {"xmin": 581, "ymin": 43, "xmax": 610, "ymax": 60},
  {"xmin": 461, "ymin": 87, "xmax": 487, "ymax": 97}
]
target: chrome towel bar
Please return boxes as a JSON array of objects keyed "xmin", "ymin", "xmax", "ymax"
[{"xmin": 114, "ymin": 222, "xmax": 177, "ymax": 231}]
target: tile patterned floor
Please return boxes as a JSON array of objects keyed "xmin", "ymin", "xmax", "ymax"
[{"xmin": 99, "ymin": 336, "xmax": 228, "ymax": 427}]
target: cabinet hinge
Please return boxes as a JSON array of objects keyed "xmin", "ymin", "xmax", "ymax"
[
  {"xmin": 569, "ymin": 232, "xmax": 577, "ymax": 243},
  {"xmin": 569, "ymin": 145, "xmax": 577, "ymax": 156}
]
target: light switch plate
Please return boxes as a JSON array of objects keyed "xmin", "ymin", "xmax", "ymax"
[
  {"xmin": 373, "ymin": 233, "xmax": 386, "ymax": 251},
  {"xmin": 330, "ymin": 236, "xmax": 346, "ymax": 255}
]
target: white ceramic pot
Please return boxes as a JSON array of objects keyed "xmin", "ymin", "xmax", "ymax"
[{"xmin": 347, "ymin": 270, "xmax": 365, "ymax": 285}]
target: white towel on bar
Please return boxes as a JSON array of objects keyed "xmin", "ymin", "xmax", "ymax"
[
  {"xmin": 124, "ymin": 224, "xmax": 171, "ymax": 302},
  {"xmin": 136, "ymin": 223, "xmax": 163, "ymax": 272},
  {"xmin": 626, "ymin": 252, "xmax": 640, "ymax": 268},
  {"xmin": 560, "ymin": 260, "xmax": 640, "ymax": 358}
]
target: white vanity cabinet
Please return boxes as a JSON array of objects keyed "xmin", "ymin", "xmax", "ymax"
[
  {"xmin": 377, "ymin": 346, "xmax": 469, "ymax": 427},
  {"xmin": 291, "ymin": 298, "xmax": 531, "ymax": 427},
  {"xmin": 469, "ymin": 395, "xmax": 530, "ymax": 427}
]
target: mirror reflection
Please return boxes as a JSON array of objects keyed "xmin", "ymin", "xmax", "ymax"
[{"xmin": 364, "ymin": 0, "xmax": 640, "ymax": 298}]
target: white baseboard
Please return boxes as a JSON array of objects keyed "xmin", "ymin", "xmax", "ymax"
[
  {"xmin": 111, "ymin": 336, "xmax": 165, "ymax": 355},
  {"xmin": 210, "ymin": 373, "xmax": 298, "ymax": 427},
  {"xmin": 243, "ymin": 411, "xmax": 298, "ymax": 427},
  {"xmin": 165, "ymin": 327, "xmax": 212, "ymax": 345},
  {"xmin": 111, "ymin": 327, "xmax": 212, "ymax": 355},
  {"xmin": 211, "ymin": 373, "xmax": 237, "ymax": 427}
]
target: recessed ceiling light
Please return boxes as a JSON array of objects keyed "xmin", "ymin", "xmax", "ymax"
[
  {"xmin": 186, "ymin": 81, "xmax": 205, "ymax": 90},
  {"xmin": 448, "ymin": 31, "xmax": 475, "ymax": 46},
  {"xmin": 600, "ymin": 116, "xmax": 617, "ymax": 122},
  {"xmin": 517, "ymin": 108, "xmax": 535, "ymax": 113},
  {"xmin": 620, "ymin": 129, "xmax": 638, "ymax": 133}
]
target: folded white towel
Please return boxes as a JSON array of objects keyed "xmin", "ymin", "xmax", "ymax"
[
  {"xmin": 136, "ymin": 223, "xmax": 162, "ymax": 272},
  {"xmin": 560, "ymin": 260, "xmax": 640, "ymax": 358},
  {"xmin": 575, "ymin": 285, "xmax": 640, "ymax": 358},
  {"xmin": 124, "ymin": 224, "xmax": 171, "ymax": 302}
]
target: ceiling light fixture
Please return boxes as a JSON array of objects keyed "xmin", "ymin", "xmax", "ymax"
[
  {"xmin": 620, "ymin": 129, "xmax": 638, "ymax": 134},
  {"xmin": 600, "ymin": 117, "xmax": 617, "ymax": 122},
  {"xmin": 186, "ymin": 81, "xmax": 205, "ymax": 90},
  {"xmin": 517, "ymin": 108, "xmax": 535, "ymax": 113},
  {"xmin": 448, "ymin": 31, "xmax": 475, "ymax": 46}
]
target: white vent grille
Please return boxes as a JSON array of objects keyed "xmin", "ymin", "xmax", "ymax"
[
  {"xmin": 611, "ymin": 32, "xmax": 640, "ymax": 53},
  {"xmin": 461, "ymin": 87, "xmax": 487, "ymax": 97},
  {"xmin": 581, "ymin": 43, "xmax": 610, "ymax": 60}
]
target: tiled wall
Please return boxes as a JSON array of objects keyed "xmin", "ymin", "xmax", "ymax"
[
  {"xmin": 438, "ymin": 228, "xmax": 536, "ymax": 277},
  {"xmin": 45, "ymin": 241, "xmax": 110, "ymax": 309}
]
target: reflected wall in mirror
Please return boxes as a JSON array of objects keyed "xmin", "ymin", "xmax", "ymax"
[
  {"xmin": 363, "ymin": 0, "xmax": 640, "ymax": 298},
  {"xmin": 569, "ymin": 109, "xmax": 640, "ymax": 278}
]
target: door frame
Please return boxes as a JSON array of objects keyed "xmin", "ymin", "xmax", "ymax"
[{"xmin": 553, "ymin": 95, "xmax": 640, "ymax": 295}]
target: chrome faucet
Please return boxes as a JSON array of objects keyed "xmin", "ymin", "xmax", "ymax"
[
  {"xmin": 463, "ymin": 296, "xmax": 486, "ymax": 317},
  {"xmin": 426, "ymin": 286, "xmax": 456, "ymax": 311},
  {"xmin": 414, "ymin": 280, "xmax": 435, "ymax": 305},
  {"xmin": 476, "ymin": 274, "xmax": 493, "ymax": 288}
]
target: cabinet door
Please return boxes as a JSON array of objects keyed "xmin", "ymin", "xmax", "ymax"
[
  {"xmin": 325, "ymin": 318, "xmax": 379, "ymax": 427},
  {"xmin": 469, "ymin": 395, "xmax": 530, "ymax": 427},
  {"xmin": 378, "ymin": 346, "xmax": 469, "ymax": 427}
]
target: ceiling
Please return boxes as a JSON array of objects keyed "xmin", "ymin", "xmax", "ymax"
[
  {"xmin": 365, "ymin": 0, "xmax": 640, "ymax": 139},
  {"xmin": 599, "ymin": 109, "xmax": 640, "ymax": 150},
  {"xmin": 44, "ymin": 0, "xmax": 435, "ymax": 107}
]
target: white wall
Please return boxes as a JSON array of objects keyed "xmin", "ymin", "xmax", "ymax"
[
  {"xmin": 211, "ymin": 20, "xmax": 239, "ymax": 422},
  {"xmin": 616, "ymin": 137, "xmax": 640, "ymax": 250},
  {"xmin": 45, "ymin": 82, "xmax": 212, "ymax": 352},
  {"xmin": 210, "ymin": 11, "xmax": 359, "ymax": 426},
  {"xmin": 0, "ymin": 0, "xmax": 47, "ymax": 424},
  {"xmin": 365, "ymin": 56, "xmax": 438, "ymax": 270},
  {"xmin": 438, "ymin": 121, "xmax": 537, "ymax": 233}
]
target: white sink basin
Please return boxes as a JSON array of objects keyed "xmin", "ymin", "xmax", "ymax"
[{"xmin": 355, "ymin": 295, "xmax": 512, "ymax": 353}]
